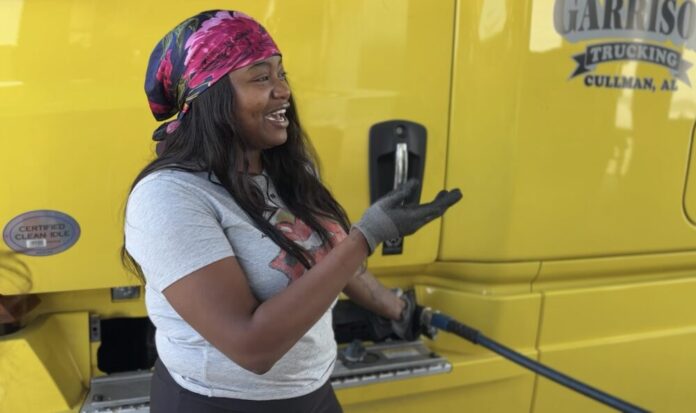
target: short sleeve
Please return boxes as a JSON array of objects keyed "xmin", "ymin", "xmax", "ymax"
[{"xmin": 124, "ymin": 175, "xmax": 235, "ymax": 292}]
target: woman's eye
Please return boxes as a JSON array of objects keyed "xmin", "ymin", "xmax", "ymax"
[
  {"xmin": 255, "ymin": 75, "xmax": 270, "ymax": 82},
  {"xmin": 279, "ymin": 71, "xmax": 288, "ymax": 80}
]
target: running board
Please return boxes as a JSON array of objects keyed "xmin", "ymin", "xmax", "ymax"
[
  {"xmin": 81, "ymin": 371, "xmax": 150, "ymax": 413},
  {"xmin": 331, "ymin": 340, "xmax": 451, "ymax": 389}
]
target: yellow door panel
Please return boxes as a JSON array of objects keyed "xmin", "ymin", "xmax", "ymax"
[
  {"xmin": 277, "ymin": 0, "xmax": 454, "ymax": 267},
  {"xmin": 438, "ymin": 1, "xmax": 696, "ymax": 411},
  {"xmin": 0, "ymin": 0, "xmax": 453, "ymax": 295},
  {"xmin": 442, "ymin": 0, "xmax": 696, "ymax": 261}
]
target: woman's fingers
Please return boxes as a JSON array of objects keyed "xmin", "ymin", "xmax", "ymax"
[
  {"xmin": 437, "ymin": 189, "xmax": 462, "ymax": 208},
  {"xmin": 435, "ymin": 189, "xmax": 462, "ymax": 218},
  {"xmin": 391, "ymin": 188, "xmax": 462, "ymax": 235},
  {"xmin": 423, "ymin": 189, "xmax": 462, "ymax": 211}
]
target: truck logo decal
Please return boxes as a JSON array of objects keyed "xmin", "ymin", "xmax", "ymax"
[
  {"xmin": 554, "ymin": 0, "xmax": 695, "ymax": 90},
  {"xmin": 571, "ymin": 41, "xmax": 691, "ymax": 83}
]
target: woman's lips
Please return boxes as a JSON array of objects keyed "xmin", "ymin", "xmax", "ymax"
[{"xmin": 265, "ymin": 108, "xmax": 289, "ymax": 127}]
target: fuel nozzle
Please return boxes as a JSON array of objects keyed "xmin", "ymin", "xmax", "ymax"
[{"xmin": 416, "ymin": 306, "xmax": 439, "ymax": 340}]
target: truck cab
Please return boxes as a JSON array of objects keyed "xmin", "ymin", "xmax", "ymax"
[{"xmin": 2, "ymin": 1, "xmax": 696, "ymax": 411}]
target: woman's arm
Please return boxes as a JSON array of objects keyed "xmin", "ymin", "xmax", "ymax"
[
  {"xmin": 162, "ymin": 181, "xmax": 460, "ymax": 374},
  {"xmin": 342, "ymin": 270, "xmax": 404, "ymax": 321},
  {"xmin": 163, "ymin": 229, "xmax": 368, "ymax": 375}
]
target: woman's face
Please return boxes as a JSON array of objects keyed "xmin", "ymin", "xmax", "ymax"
[{"xmin": 227, "ymin": 55, "xmax": 291, "ymax": 151}]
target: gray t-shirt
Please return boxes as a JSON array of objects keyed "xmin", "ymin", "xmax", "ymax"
[{"xmin": 124, "ymin": 169, "xmax": 346, "ymax": 400}]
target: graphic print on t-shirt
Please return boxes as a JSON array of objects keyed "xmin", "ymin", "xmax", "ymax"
[{"xmin": 268, "ymin": 207, "xmax": 347, "ymax": 281}]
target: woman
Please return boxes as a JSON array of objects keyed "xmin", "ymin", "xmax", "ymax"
[{"xmin": 123, "ymin": 10, "xmax": 461, "ymax": 413}]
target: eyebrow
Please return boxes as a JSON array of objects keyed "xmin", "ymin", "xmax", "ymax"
[{"xmin": 246, "ymin": 58, "xmax": 283, "ymax": 71}]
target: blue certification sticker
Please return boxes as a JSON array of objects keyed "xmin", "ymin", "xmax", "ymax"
[{"xmin": 3, "ymin": 210, "xmax": 81, "ymax": 256}]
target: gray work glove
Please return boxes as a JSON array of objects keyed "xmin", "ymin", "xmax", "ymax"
[
  {"xmin": 353, "ymin": 180, "xmax": 462, "ymax": 254},
  {"xmin": 390, "ymin": 289, "xmax": 437, "ymax": 341},
  {"xmin": 391, "ymin": 288, "xmax": 418, "ymax": 341}
]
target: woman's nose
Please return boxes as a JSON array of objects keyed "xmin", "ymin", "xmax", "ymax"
[{"xmin": 272, "ymin": 78, "xmax": 291, "ymax": 100}]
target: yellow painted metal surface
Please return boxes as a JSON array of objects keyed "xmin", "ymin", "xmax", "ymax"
[
  {"xmin": 684, "ymin": 121, "xmax": 696, "ymax": 224},
  {"xmin": 3, "ymin": 0, "xmax": 696, "ymax": 412},
  {"xmin": 339, "ymin": 355, "xmax": 535, "ymax": 412},
  {"xmin": 1, "ymin": 0, "xmax": 460, "ymax": 411},
  {"xmin": 29, "ymin": 287, "xmax": 148, "ymax": 379},
  {"xmin": 443, "ymin": 0, "xmax": 696, "ymax": 261},
  {"xmin": 434, "ymin": 0, "xmax": 696, "ymax": 411},
  {"xmin": 338, "ymin": 282, "xmax": 541, "ymax": 411},
  {"xmin": 0, "ymin": 0, "xmax": 453, "ymax": 297},
  {"xmin": 0, "ymin": 312, "xmax": 90, "ymax": 412},
  {"xmin": 272, "ymin": 0, "xmax": 454, "ymax": 269},
  {"xmin": 532, "ymin": 255, "xmax": 696, "ymax": 412}
]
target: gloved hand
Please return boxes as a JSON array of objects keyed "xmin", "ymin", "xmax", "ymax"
[
  {"xmin": 353, "ymin": 180, "xmax": 462, "ymax": 254},
  {"xmin": 391, "ymin": 289, "xmax": 419, "ymax": 341},
  {"xmin": 389, "ymin": 289, "xmax": 438, "ymax": 341}
]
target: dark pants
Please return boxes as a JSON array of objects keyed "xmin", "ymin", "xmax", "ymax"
[{"xmin": 150, "ymin": 359, "xmax": 343, "ymax": 413}]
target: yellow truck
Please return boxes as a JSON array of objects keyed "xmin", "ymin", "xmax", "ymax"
[{"xmin": 2, "ymin": 0, "xmax": 696, "ymax": 411}]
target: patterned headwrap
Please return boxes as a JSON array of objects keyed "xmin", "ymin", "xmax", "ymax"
[{"xmin": 145, "ymin": 10, "xmax": 281, "ymax": 140}]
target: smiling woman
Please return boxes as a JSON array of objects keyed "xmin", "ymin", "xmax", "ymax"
[{"xmin": 121, "ymin": 9, "xmax": 460, "ymax": 413}]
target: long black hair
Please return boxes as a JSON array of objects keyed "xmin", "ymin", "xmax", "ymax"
[{"xmin": 121, "ymin": 77, "xmax": 351, "ymax": 283}]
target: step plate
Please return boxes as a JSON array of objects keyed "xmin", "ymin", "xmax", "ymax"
[
  {"xmin": 81, "ymin": 371, "xmax": 150, "ymax": 413},
  {"xmin": 330, "ymin": 340, "xmax": 452, "ymax": 389}
]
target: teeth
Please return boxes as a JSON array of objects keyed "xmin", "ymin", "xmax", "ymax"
[{"xmin": 266, "ymin": 109, "xmax": 287, "ymax": 122}]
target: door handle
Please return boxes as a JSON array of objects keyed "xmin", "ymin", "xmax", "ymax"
[
  {"xmin": 393, "ymin": 142, "xmax": 409, "ymax": 189},
  {"xmin": 368, "ymin": 120, "xmax": 427, "ymax": 255}
]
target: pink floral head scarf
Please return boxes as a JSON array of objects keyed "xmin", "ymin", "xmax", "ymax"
[{"xmin": 145, "ymin": 10, "xmax": 281, "ymax": 140}]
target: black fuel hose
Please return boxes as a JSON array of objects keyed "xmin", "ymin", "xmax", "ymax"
[{"xmin": 429, "ymin": 312, "xmax": 650, "ymax": 413}]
